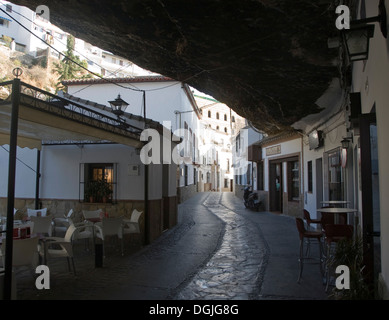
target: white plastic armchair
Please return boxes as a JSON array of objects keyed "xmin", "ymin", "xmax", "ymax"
[
  {"xmin": 53, "ymin": 209, "xmax": 74, "ymax": 235},
  {"xmin": 82, "ymin": 209, "xmax": 103, "ymax": 222},
  {"xmin": 27, "ymin": 208, "xmax": 48, "ymax": 217},
  {"xmin": 70, "ymin": 218, "xmax": 94, "ymax": 251},
  {"xmin": 94, "ymin": 216, "xmax": 124, "ymax": 256},
  {"xmin": 39, "ymin": 224, "xmax": 77, "ymax": 275},
  {"xmin": 1, "ymin": 237, "xmax": 39, "ymax": 271},
  {"xmin": 30, "ymin": 215, "xmax": 53, "ymax": 237},
  {"xmin": 123, "ymin": 209, "xmax": 142, "ymax": 235}
]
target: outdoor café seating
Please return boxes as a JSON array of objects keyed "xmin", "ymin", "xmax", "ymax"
[
  {"xmin": 53, "ymin": 209, "xmax": 74, "ymax": 236},
  {"xmin": 295, "ymin": 217, "xmax": 324, "ymax": 283},
  {"xmin": 322, "ymin": 223, "xmax": 354, "ymax": 292},
  {"xmin": 27, "ymin": 208, "xmax": 48, "ymax": 217},
  {"xmin": 94, "ymin": 216, "xmax": 124, "ymax": 257},
  {"xmin": 30, "ymin": 215, "xmax": 53, "ymax": 237},
  {"xmin": 38, "ymin": 223, "xmax": 78, "ymax": 275}
]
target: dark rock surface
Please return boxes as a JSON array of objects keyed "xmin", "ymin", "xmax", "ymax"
[{"xmin": 12, "ymin": 0, "xmax": 340, "ymax": 133}]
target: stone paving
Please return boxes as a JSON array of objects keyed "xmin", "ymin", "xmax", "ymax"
[
  {"xmin": 8, "ymin": 192, "xmax": 328, "ymax": 300},
  {"xmin": 174, "ymin": 192, "xmax": 267, "ymax": 300}
]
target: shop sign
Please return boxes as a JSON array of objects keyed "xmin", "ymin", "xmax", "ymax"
[{"xmin": 266, "ymin": 145, "xmax": 281, "ymax": 156}]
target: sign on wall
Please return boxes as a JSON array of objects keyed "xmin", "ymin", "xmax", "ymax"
[{"xmin": 266, "ymin": 145, "xmax": 281, "ymax": 156}]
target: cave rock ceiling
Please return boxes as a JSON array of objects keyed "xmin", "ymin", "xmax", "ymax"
[{"xmin": 12, "ymin": 0, "xmax": 340, "ymax": 134}]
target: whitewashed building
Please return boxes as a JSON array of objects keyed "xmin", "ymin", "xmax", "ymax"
[
  {"xmin": 0, "ymin": 1, "xmax": 153, "ymax": 77},
  {"xmin": 194, "ymin": 95, "xmax": 245, "ymax": 192},
  {"xmin": 62, "ymin": 76, "xmax": 202, "ymax": 203}
]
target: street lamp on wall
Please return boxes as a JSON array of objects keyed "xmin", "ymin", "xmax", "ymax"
[
  {"xmin": 341, "ymin": 137, "xmax": 353, "ymax": 149},
  {"xmin": 342, "ymin": 0, "xmax": 387, "ymax": 62},
  {"xmin": 108, "ymin": 94, "xmax": 129, "ymax": 116}
]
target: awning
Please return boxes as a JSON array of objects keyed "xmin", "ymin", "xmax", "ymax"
[
  {"xmin": 0, "ymin": 15, "xmax": 12, "ymax": 22},
  {"xmin": 0, "ymin": 81, "xmax": 144, "ymax": 150}
]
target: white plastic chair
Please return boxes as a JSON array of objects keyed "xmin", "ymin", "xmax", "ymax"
[
  {"xmin": 0, "ymin": 237, "xmax": 39, "ymax": 272},
  {"xmin": 53, "ymin": 209, "xmax": 74, "ymax": 235},
  {"xmin": 94, "ymin": 217, "xmax": 124, "ymax": 256},
  {"xmin": 70, "ymin": 218, "xmax": 94, "ymax": 251},
  {"xmin": 39, "ymin": 224, "xmax": 78, "ymax": 275},
  {"xmin": 27, "ymin": 208, "xmax": 48, "ymax": 217},
  {"xmin": 30, "ymin": 216, "xmax": 53, "ymax": 237},
  {"xmin": 123, "ymin": 209, "xmax": 142, "ymax": 235},
  {"xmin": 82, "ymin": 209, "xmax": 102, "ymax": 221}
]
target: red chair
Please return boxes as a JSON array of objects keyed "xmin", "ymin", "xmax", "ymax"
[
  {"xmin": 303, "ymin": 209, "xmax": 322, "ymax": 257},
  {"xmin": 323, "ymin": 224, "xmax": 354, "ymax": 292},
  {"xmin": 295, "ymin": 218, "xmax": 324, "ymax": 283},
  {"xmin": 303, "ymin": 209, "xmax": 321, "ymax": 230}
]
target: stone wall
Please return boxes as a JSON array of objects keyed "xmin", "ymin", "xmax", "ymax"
[{"xmin": 177, "ymin": 184, "xmax": 197, "ymax": 204}]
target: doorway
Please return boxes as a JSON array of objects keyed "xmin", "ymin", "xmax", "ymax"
[
  {"xmin": 269, "ymin": 161, "xmax": 283, "ymax": 212},
  {"xmin": 316, "ymin": 158, "xmax": 323, "ymax": 210}
]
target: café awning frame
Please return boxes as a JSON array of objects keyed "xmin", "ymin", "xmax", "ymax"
[
  {"xmin": 0, "ymin": 79, "xmax": 145, "ymax": 299},
  {"xmin": 0, "ymin": 80, "xmax": 144, "ymax": 149}
]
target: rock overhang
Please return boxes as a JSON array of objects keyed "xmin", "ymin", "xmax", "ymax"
[{"xmin": 11, "ymin": 0, "xmax": 341, "ymax": 134}]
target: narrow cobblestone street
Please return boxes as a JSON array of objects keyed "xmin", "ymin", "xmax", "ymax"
[
  {"xmin": 174, "ymin": 192, "xmax": 267, "ymax": 299},
  {"xmin": 13, "ymin": 192, "xmax": 327, "ymax": 300}
]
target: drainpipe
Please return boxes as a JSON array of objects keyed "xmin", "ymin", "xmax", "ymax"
[
  {"xmin": 4, "ymin": 77, "xmax": 21, "ymax": 300},
  {"xmin": 35, "ymin": 150, "xmax": 41, "ymax": 209},
  {"xmin": 143, "ymin": 91, "xmax": 150, "ymax": 245}
]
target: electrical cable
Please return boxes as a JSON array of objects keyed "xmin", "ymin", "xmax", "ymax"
[{"xmin": 0, "ymin": 7, "xmax": 145, "ymax": 92}]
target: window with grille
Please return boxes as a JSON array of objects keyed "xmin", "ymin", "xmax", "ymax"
[{"xmin": 79, "ymin": 163, "xmax": 117, "ymax": 203}]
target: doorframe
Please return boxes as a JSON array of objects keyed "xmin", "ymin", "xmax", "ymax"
[
  {"xmin": 360, "ymin": 112, "xmax": 380, "ymax": 291},
  {"xmin": 269, "ymin": 160, "xmax": 283, "ymax": 212}
]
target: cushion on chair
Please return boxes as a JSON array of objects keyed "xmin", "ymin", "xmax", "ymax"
[{"xmin": 27, "ymin": 208, "xmax": 48, "ymax": 217}]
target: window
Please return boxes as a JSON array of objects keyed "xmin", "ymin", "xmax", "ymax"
[
  {"xmin": 232, "ymin": 116, "xmax": 235, "ymax": 122},
  {"xmin": 15, "ymin": 43, "xmax": 26, "ymax": 53},
  {"xmin": 184, "ymin": 165, "xmax": 188, "ymax": 186},
  {"xmin": 6, "ymin": 4, "xmax": 12, "ymax": 12},
  {"xmin": 216, "ymin": 125, "xmax": 219, "ymax": 131},
  {"xmin": 81, "ymin": 163, "xmax": 116, "ymax": 203},
  {"xmin": 216, "ymin": 112, "xmax": 220, "ymax": 120},
  {"xmin": 224, "ymin": 127, "xmax": 227, "ymax": 133},
  {"xmin": 288, "ymin": 159, "xmax": 299, "ymax": 201},
  {"xmin": 0, "ymin": 19, "xmax": 9, "ymax": 27},
  {"xmin": 208, "ymin": 110, "xmax": 211, "ymax": 118},
  {"xmin": 307, "ymin": 161, "xmax": 313, "ymax": 193},
  {"xmin": 257, "ymin": 161, "xmax": 264, "ymax": 190},
  {"xmin": 224, "ymin": 114, "xmax": 227, "ymax": 121},
  {"xmin": 326, "ymin": 149, "xmax": 344, "ymax": 200}
]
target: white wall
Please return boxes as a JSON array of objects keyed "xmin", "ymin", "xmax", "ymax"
[
  {"xmin": 303, "ymin": 114, "xmax": 348, "ymax": 219},
  {"xmin": 351, "ymin": 0, "xmax": 389, "ymax": 296},
  {"xmin": 68, "ymin": 81, "xmax": 199, "ymax": 191},
  {"xmin": 0, "ymin": 145, "xmax": 37, "ymax": 198},
  {"xmin": 0, "ymin": 1, "xmax": 35, "ymax": 53},
  {"xmin": 39, "ymin": 143, "xmax": 163, "ymax": 201},
  {"xmin": 67, "ymin": 81, "xmax": 183, "ymax": 128}
]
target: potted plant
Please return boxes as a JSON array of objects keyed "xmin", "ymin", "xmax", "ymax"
[
  {"xmin": 85, "ymin": 180, "xmax": 99, "ymax": 203},
  {"xmin": 327, "ymin": 235, "xmax": 372, "ymax": 300},
  {"xmin": 97, "ymin": 179, "xmax": 112, "ymax": 203}
]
